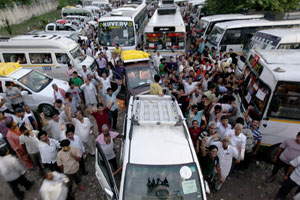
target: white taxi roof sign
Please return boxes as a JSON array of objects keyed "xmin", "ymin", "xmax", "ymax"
[
  {"xmin": 121, "ymin": 50, "xmax": 150, "ymax": 63},
  {"xmin": 0, "ymin": 62, "xmax": 21, "ymax": 76}
]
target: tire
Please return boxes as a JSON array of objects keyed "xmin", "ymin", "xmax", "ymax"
[
  {"xmin": 265, "ymin": 144, "xmax": 280, "ymax": 163},
  {"xmin": 39, "ymin": 104, "xmax": 55, "ymax": 117}
]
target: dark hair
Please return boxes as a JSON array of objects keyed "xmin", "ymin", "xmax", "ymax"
[
  {"xmin": 73, "ymin": 71, "xmax": 78, "ymax": 75},
  {"xmin": 65, "ymin": 92, "xmax": 72, "ymax": 98},
  {"xmin": 0, "ymin": 146, "xmax": 8, "ymax": 156},
  {"xmin": 55, "ymin": 99, "xmax": 63, "ymax": 104},
  {"xmin": 107, "ymin": 88, "xmax": 113, "ymax": 93},
  {"xmin": 208, "ymin": 145, "xmax": 218, "ymax": 151},
  {"xmin": 69, "ymin": 81, "xmax": 75, "ymax": 86},
  {"xmin": 19, "ymin": 125, "xmax": 27, "ymax": 133},
  {"xmin": 38, "ymin": 130, "xmax": 48, "ymax": 140},
  {"xmin": 236, "ymin": 117, "xmax": 244, "ymax": 125},
  {"xmin": 6, "ymin": 119, "xmax": 13, "ymax": 129},
  {"xmin": 42, "ymin": 168, "xmax": 52, "ymax": 178},
  {"xmin": 97, "ymin": 103, "xmax": 104, "ymax": 108},
  {"xmin": 221, "ymin": 115, "xmax": 229, "ymax": 120},
  {"xmin": 192, "ymin": 105, "xmax": 198, "ymax": 110},
  {"xmin": 192, "ymin": 120, "xmax": 198, "ymax": 124},
  {"xmin": 297, "ymin": 132, "xmax": 300, "ymax": 136},
  {"xmin": 5, "ymin": 82, "xmax": 12, "ymax": 87},
  {"xmin": 66, "ymin": 124, "xmax": 75, "ymax": 134},
  {"xmin": 154, "ymin": 74, "xmax": 160, "ymax": 83},
  {"xmin": 214, "ymin": 105, "xmax": 222, "ymax": 111},
  {"xmin": 60, "ymin": 139, "xmax": 70, "ymax": 147},
  {"xmin": 15, "ymin": 107, "xmax": 24, "ymax": 114}
]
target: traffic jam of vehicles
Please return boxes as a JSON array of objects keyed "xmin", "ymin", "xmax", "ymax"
[{"xmin": 1, "ymin": 0, "xmax": 300, "ymax": 200}]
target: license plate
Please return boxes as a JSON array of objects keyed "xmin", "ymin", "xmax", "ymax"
[{"xmin": 42, "ymin": 66, "xmax": 52, "ymax": 71}]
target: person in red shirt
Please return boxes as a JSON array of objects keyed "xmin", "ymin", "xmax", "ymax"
[
  {"xmin": 189, "ymin": 120, "xmax": 201, "ymax": 153},
  {"xmin": 87, "ymin": 103, "xmax": 112, "ymax": 134}
]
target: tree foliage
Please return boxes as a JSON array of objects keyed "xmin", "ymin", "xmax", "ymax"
[{"xmin": 203, "ymin": 0, "xmax": 300, "ymax": 15}]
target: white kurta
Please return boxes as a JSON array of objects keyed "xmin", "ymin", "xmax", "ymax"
[
  {"xmin": 40, "ymin": 171, "xmax": 68, "ymax": 200},
  {"xmin": 81, "ymin": 83, "xmax": 97, "ymax": 106},
  {"xmin": 212, "ymin": 141, "xmax": 239, "ymax": 180}
]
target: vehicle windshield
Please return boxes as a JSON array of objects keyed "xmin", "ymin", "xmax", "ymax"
[
  {"xmin": 239, "ymin": 71, "xmax": 271, "ymax": 120},
  {"xmin": 70, "ymin": 47, "xmax": 86, "ymax": 62},
  {"xmin": 244, "ymin": 38, "xmax": 277, "ymax": 52},
  {"xmin": 18, "ymin": 70, "xmax": 53, "ymax": 93},
  {"xmin": 145, "ymin": 32, "xmax": 185, "ymax": 51},
  {"xmin": 99, "ymin": 21, "xmax": 135, "ymax": 47},
  {"xmin": 195, "ymin": 19, "xmax": 208, "ymax": 36},
  {"xmin": 126, "ymin": 66, "xmax": 156, "ymax": 89},
  {"xmin": 207, "ymin": 26, "xmax": 224, "ymax": 46},
  {"xmin": 123, "ymin": 163, "xmax": 204, "ymax": 200}
]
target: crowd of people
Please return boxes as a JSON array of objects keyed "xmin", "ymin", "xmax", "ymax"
[{"xmin": 0, "ymin": 3, "xmax": 300, "ymax": 200}]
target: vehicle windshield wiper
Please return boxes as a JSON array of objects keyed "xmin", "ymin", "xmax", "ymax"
[{"xmin": 133, "ymin": 83, "xmax": 150, "ymax": 89}]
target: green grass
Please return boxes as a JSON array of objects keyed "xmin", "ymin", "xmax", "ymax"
[{"xmin": 0, "ymin": 9, "xmax": 62, "ymax": 36}]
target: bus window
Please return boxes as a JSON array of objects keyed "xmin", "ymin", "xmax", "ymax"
[
  {"xmin": 241, "ymin": 73, "xmax": 271, "ymax": 120},
  {"xmin": 278, "ymin": 43, "xmax": 300, "ymax": 49},
  {"xmin": 3, "ymin": 53, "xmax": 27, "ymax": 64},
  {"xmin": 268, "ymin": 82, "xmax": 300, "ymax": 120},
  {"xmin": 145, "ymin": 32, "xmax": 185, "ymax": 50},
  {"xmin": 29, "ymin": 53, "xmax": 52, "ymax": 64},
  {"xmin": 55, "ymin": 53, "xmax": 70, "ymax": 64},
  {"xmin": 221, "ymin": 29, "xmax": 241, "ymax": 45}
]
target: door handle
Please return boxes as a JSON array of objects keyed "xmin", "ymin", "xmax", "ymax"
[{"xmin": 95, "ymin": 172, "xmax": 101, "ymax": 180}]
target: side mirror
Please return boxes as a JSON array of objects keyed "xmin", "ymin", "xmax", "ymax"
[
  {"xmin": 104, "ymin": 188, "xmax": 114, "ymax": 199},
  {"xmin": 270, "ymin": 97, "xmax": 281, "ymax": 113},
  {"xmin": 21, "ymin": 91, "xmax": 29, "ymax": 96}
]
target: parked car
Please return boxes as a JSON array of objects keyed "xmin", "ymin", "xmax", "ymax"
[
  {"xmin": 0, "ymin": 62, "xmax": 69, "ymax": 116},
  {"xmin": 45, "ymin": 23, "xmax": 84, "ymax": 35}
]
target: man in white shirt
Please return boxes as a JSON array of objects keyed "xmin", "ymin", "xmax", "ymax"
[
  {"xmin": 40, "ymin": 112, "xmax": 65, "ymax": 141},
  {"xmin": 276, "ymin": 155, "xmax": 300, "ymax": 199},
  {"xmin": 217, "ymin": 115, "xmax": 232, "ymax": 138},
  {"xmin": 37, "ymin": 130, "xmax": 61, "ymax": 171},
  {"xmin": 209, "ymin": 136, "xmax": 239, "ymax": 190},
  {"xmin": 0, "ymin": 145, "xmax": 34, "ymax": 200},
  {"xmin": 66, "ymin": 124, "xmax": 88, "ymax": 175},
  {"xmin": 94, "ymin": 68, "xmax": 113, "ymax": 94},
  {"xmin": 153, "ymin": 52, "xmax": 163, "ymax": 68},
  {"xmin": 79, "ymin": 65, "xmax": 92, "ymax": 82},
  {"xmin": 225, "ymin": 123, "xmax": 246, "ymax": 161},
  {"xmin": 68, "ymin": 110, "xmax": 95, "ymax": 155},
  {"xmin": 182, "ymin": 76, "xmax": 201, "ymax": 95}
]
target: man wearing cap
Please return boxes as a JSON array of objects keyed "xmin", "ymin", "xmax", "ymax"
[{"xmin": 57, "ymin": 139, "xmax": 86, "ymax": 193}]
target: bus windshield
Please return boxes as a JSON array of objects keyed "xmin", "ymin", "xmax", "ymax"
[
  {"xmin": 269, "ymin": 82, "xmax": 300, "ymax": 120},
  {"xmin": 70, "ymin": 47, "xmax": 86, "ymax": 63},
  {"xmin": 145, "ymin": 32, "xmax": 185, "ymax": 51},
  {"xmin": 123, "ymin": 163, "xmax": 204, "ymax": 200},
  {"xmin": 195, "ymin": 19, "xmax": 208, "ymax": 36},
  {"xmin": 99, "ymin": 21, "xmax": 135, "ymax": 47},
  {"xmin": 207, "ymin": 26, "xmax": 224, "ymax": 46},
  {"xmin": 243, "ymin": 33, "xmax": 280, "ymax": 51},
  {"xmin": 239, "ymin": 71, "xmax": 271, "ymax": 120}
]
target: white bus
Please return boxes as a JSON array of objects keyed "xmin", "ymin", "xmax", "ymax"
[
  {"xmin": 0, "ymin": 35, "xmax": 96, "ymax": 81},
  {"xmin": 98, "ymin": 1, "xmax": 147, "ymax": 51},
  {"xmin": 194, "ymin": 14, "xmax": 264, "ymax": 39},
  {"xmin": 144, "ymin": 5, "xmax": 186, "ymax": 59},
  {"xmin": 207, "ymin": 18, "xmax": 300, "ymax": 53},
  {"xmin": 236, "ymin": 28, "xmax": 300, "ymax": 78},
  {"xmin": 235, "ymin": 49, "xmax": 300, "ymax": 160}
]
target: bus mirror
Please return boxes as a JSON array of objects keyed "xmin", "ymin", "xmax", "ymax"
[{"xmin": 270, "ymin": 97, "xmax": 281, "ymax": 113}]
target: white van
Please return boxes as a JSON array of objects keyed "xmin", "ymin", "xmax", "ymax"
[
  {"xmin": 95, "ymin": 95, "xmax": 207, "ymax": 200},
  {"xmin": 0, "ymin": 63, "xmax": 69, "ymax": 116},
  {"xmin": 235, "ymin": 49, "xmax": 300, "ymax": 160},
  {"xmin": 0, "ymin": 35, "xmax": 96, "ymax": 81}
]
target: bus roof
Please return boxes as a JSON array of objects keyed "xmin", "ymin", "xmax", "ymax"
[
  {"xmin": 201, "ymin": 14, "xmax": 264, "ymax": 23},
  {"xmin": 144, "ymin": 6, "xmax": 185, "ymax": 32},
  {"xmin": 255, "ymin": 28, "xmax": 300, "ymax": 43},
  {"xmin": 215, "ymin": 18, "xmax": 300, "ymax": 30},
  {"xmin": 0, "ymin": 35, "xmax": 77, "ymax": 50},
  {"xmin": 100, "ymin": 3, "xmax": 146, "ymax": 21},
  {"xmin": 255, "ymin": 49, "xmax": 300, "ymax": 82}
]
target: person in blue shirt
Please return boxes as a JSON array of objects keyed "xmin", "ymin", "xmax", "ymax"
[
  {"xmin": 101, "ymin": 80, "xmax": 122, "ymax": 130},
  {"xmin": 187, "ymin": 104, "xmax": 206, "ymax": 128}
]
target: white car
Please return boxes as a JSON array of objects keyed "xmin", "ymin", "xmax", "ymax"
[
  {"xmin": 0, "ymin": 63, "xmax": 69, "ymax": 116},
  {"xmin": 95, "ymin": 95, "xmax": 207, "ymax": 200}
]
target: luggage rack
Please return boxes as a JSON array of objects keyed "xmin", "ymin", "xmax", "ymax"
[{"xmin": 131, "ymin": 95, "xmax": 181, "ymax": 125}]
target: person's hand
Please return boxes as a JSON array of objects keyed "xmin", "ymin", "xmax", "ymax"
[
  {"xmin": 201, "ymin": 115, "xmax": 206, "ymax": 121},
  {"xmin": 40, "ymin": 112, "xmax": 45, "ymax": 119},
  {"xmin": 213, "ymin": 133, "xmax": 220, "ymax": 138},
  {"xmin": 190, "ymin": 112, "xmax": 195, "ymax": 118},
  {"xmin": 99, "ymin": 83, "xmax": 103, "ymax": 89},
  {"xmin": 216, "ymin": 112, "xmax": 222, "ymax": 120},
  {"xmin": 236, "ymin": 159, "xmax": 240, "ymax": 163},
  {"xmin": 219, "ymin": 177, "xmax": 224, "ymax": 184},
  {"xmin": 61, "ymin": 122, "xmax": 66, "ymax": 131},
  {"xmin": 117, "ymin": 80, "xmax": 122, "ymax": 86},
  {"xmin": 283, "ymin": 175, "xmax": 288, "ymax": 182},
  {"xmin": 272, "ymin": 156, "xmax": 277, "ymax": 164},
  {"xmin": 202, "ymin": 137, "xmax": 207, "ymax": 145},
  {"xmin": 25, "ymin": 123, "xmax": 32, "ymax": 131},
  {"xmin": 247, "ymin": 105, "xmax": 253, "ymax": 111}
]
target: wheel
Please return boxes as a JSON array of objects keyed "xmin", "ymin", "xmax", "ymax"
[
  {"xmin": 39, "ymin": 104, "xmax": 55, "ymax": 117},
  {"xmin": 265, "ymin": 144, "xmax": 280, "ymax": 163}
]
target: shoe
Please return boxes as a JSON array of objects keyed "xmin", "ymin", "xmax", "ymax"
[{"xmin": 77, "ymin": 185, "xmax": 86, "ymax": 192}]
